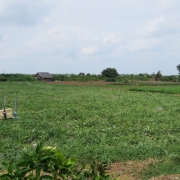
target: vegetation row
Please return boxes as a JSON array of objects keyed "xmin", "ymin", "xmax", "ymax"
[
  {"xmin": 0, "ymin": 73, "xmax": 179, "ymax": 82},
  {"xmin": 129, "ymin": 86, "xmax": 180, "ymax": 94}
]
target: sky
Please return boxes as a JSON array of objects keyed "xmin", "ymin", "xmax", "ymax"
[{"xmin": 0, "ymin": 0, "xmax": 180, "ymax": 75}]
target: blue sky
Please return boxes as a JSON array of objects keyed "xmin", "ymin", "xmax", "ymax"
[{"xmin": 0, "ymin": 0, "xmax": 180, "ymax": 75}]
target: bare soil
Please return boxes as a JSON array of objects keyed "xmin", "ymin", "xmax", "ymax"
[
  {"xmin": 107, "ymin": 158, "xmax": 157, "ymax": 179},
  {"xmin": 108, "ymin": 159, "xmax": 180, "ymax": 180}
]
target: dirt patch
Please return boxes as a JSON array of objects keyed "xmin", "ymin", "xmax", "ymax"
[
  {"xmin": 107, "ymin": 158, "xmax": 157, "ymax": 179},
  {"xmin": 107, "ymin": 159, "xmax": 180, "ymax": 180}
]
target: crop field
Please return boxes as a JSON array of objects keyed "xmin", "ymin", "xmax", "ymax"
[
  {"xmin": 1, "ymin": 81, "xmax": 180, "ymax": 178},
  {"xmin": 129, "ymin": 85, "xmax": 180, "ymax": 94}
]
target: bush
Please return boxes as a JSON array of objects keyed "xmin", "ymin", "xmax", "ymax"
[
  {"xmin": 0, "ymin": 143, "xmax": 112, "ymax": 180},
  {"xmin": 106, "ymin": 78, "xmax": 116, "ymax": 82},
  {"xmin": 0, "ymin": 74, "xmax": 35, "ymax": 81},
  {"xmin": 101, "ymin": 68, "xmax": 119, "ymax": 78}
]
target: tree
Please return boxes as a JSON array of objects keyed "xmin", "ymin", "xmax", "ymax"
[
  {"xmin": 78, "ymin": 72, "xmax": 85, "ymax": 76},
  {"xmin": 155, "ymin": 70, "xmax": 162, "ymax": 81},
  {"xmin": 101, "ymin": 68, "xmax": 119, "ymax": 78},
  {"xmin": 177, "ymin": 64, "xmax": 180, "ymax": 74}
]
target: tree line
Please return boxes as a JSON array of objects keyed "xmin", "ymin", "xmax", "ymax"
[
  {"xmin": 0, "ymin": 74, "xmax": 35, "ymax": 81},
  {"xmin": 0, "ymin": 67, "xmax": 179, "ymax": 82}
]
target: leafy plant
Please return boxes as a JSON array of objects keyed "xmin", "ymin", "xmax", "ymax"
[{"xmin": 0, "ymin": 143, "xmax": 111, "ymax": 180}]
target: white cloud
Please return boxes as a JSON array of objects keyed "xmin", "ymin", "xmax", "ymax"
[
  {"xmin": 0, "ymin": 0, "xmax": 52, "ymax": 26},
  {"xmin": 126, "ymin": 38, "xmax": 162, "ymax": 52},
  {"xmin": 159, "ymin": 0, "xmax": 171, "ymax": 8},
  {"xmin": 103, "ymin": 33, "xmax": 116, "ymax": 43},
  {"xmin": 80, "ymin": 47, "xmax": 97, "ymax": 55},
  {"xmin": 0, "ymin": 0, "xmax": 180, "ymax": 74},
  {"xmin": 145, "ymin": 17, "xmax": 164, "ymax": 35}
]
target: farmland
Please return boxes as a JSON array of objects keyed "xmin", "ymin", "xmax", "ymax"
[
  {"xmin": 1, "ymin": 81, "xmax": 180, "ymax": 179},
  {"xmin": 129, "ymin": 85, "xmax": 180, "ymax": 94}
]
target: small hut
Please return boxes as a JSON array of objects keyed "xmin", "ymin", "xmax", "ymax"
[{"xmin": 35, "ymin": 72, "xmax": 53, "ymax": 82}]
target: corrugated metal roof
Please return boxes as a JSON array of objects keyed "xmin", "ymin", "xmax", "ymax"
[{"xmin": 36, "ymin": 72, "xmax": 53, "ymax": 79}]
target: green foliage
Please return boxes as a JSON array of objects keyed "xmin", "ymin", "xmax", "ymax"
[
  {"xmin": 0, "ymin": 74, "xmax": 35, "ymax": 82},
  {"xmin": 116, "ymin": 74, "xmax": 152, "ymax": 82},
  {"xmin": 154, "ymin": 70, "xmax": 162, "ymax": 81},
  {"xmin": 101, "ymin": 68, "xmax": 118, "ymax": 78},
  {"xmin": 139, "ymin": 83, "xmax": 180, "ymax": 86},
  {"xmin": 105, "ymin": 78, "xmax": 116, "ymax": 82},
  {"xmin": 0, "ymin": 143, "xmax": 111, "ymax": 180},
  {"xmin": 52, "ymin": 74, "xmax": 101, "ymax": 82},
  {"xmin": 1, "ymin": 72, "xmax": 178, "ymax": 82},
  {"xmin": 140, "ymin": 156, "xmax": 180, "ymax": 180},
  {"xmin": 176, "ymin": 64, "xmax": 180, "ymax": 75},
  {"xmin": 2, "ymin": 82, "xmax": 180, "ymax": 179},
  {"xmin": 161, "ymin": 75, "xmax": 178, "ymax": 82},
  {"xmin": 78, "ymin": 72, "xmax": 85, "ymax": 76},
  {"xmin": 129, "ymin": 86, "xmax": 180, "ymax": 94}
]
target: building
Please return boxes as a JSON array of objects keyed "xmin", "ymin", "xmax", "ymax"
[{"xmin": 35, "ymin": 72, "xmax": 53, "ymax": 82}]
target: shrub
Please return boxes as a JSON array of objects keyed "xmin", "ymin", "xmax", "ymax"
[
  {"xmin": 106, "ymin": 78, "xmax": 116, "ymax": 82},
  {"xmin": 0, "ymin": 143, "xmax": 112, "ymax": 180}
]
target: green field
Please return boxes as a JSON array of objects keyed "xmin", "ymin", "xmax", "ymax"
[
  {"xmin": 129, "ymin": 85, "xmax": 180, "ymax": 94},
  {"xmin": 1, "ymin": 81, "xmax": 180, "ymax": 178}
]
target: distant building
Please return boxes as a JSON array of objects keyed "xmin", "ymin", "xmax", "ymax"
[{"xmin": 35, "ymin": 72, "xmax": 53, "ymax": 82}]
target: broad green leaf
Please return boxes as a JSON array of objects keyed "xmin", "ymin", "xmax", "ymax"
[
  {"xmin": 93, "ymin": 175, "xmax": 99, "ymax": 180},
  {"xmin": 0, "ymin": 162, "xmax": 8, "ymax": 171},
  {"xmin": 17, "ymin": 161, "xmax": 34, "ymax": 167},
  {"xmin": 39, "ymin": 146, "xmax": 56, "ymax": 154},
  {"xmin": 36, "ymin": 142, "xmax": 44, "ymax": 154},
  {"xmin": 0, "ymin": 176, "xmax": 11, "ymax": 180},
  {"xmin": 66, "ymin": 158, "xmax": 76, "ymax": 166},
  {"xmin": 7, "ymin": 162, "xmax": 15, "ymax": 173},
  {"xmin": 16, "ymin": 167, "xmax": 31, "ymax": 177},
  {"xmin": 55, "ymin": 151, "xmax": 65, "ymax": 163},
  {"xmin": 39, "ymin": 156, "xmax": 52, "ymax": 161},
  {"xmin": 35, "ymin": 167, "xmax": 40, "ymax": 179},
  {"xmin": 0, "ymin": 174, "xmax": 14, "ymax": 180},
  {"xmin": 11, "ymin": 162, "xmax": 17, "ymax": 172}
]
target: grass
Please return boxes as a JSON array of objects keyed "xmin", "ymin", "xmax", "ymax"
[
  {"xmin": 129, "ymin": 86, "xmax": 180, "ymax": 94},
  {"xmin": 1, "ymin": 81, "xmax": 180, "ymax": 179},
  {"xmin": 140, "ymin": 157, "xmax": 180, "ymax": 179}
]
